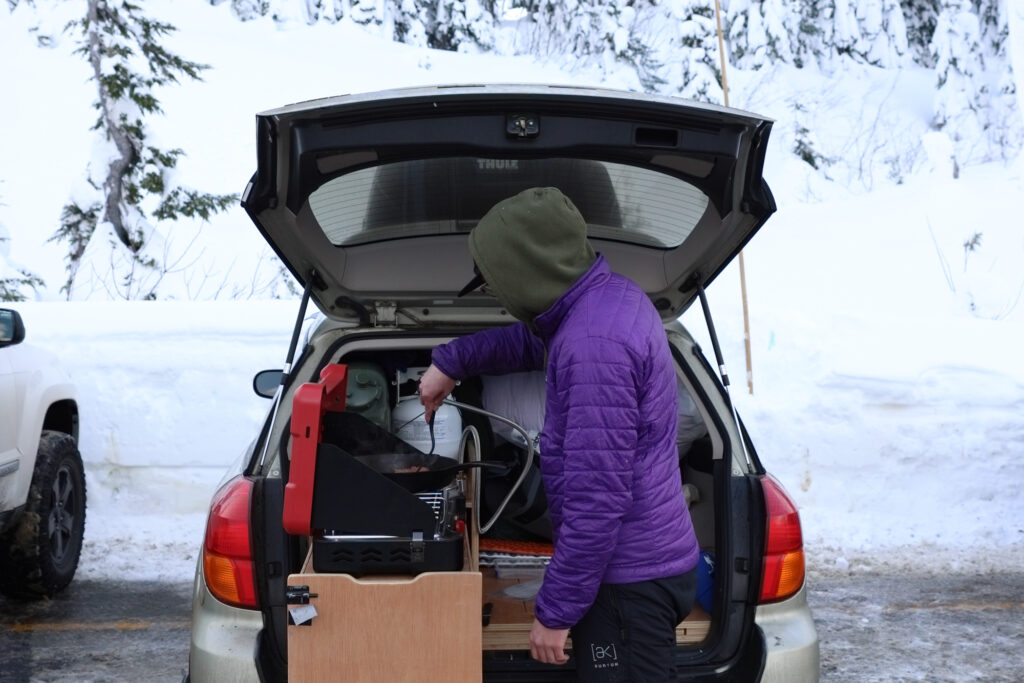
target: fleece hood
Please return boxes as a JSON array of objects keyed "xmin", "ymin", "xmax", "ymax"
[{"xmin": 468, "ymin": 187, "xmax": 597, "ymax": 323}]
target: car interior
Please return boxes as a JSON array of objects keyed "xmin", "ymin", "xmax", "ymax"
[{"xmin": 273, "ymin": 338, "xmax": 722, "ymax": 657}]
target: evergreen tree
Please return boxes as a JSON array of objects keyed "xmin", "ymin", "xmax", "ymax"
[
  {"xmin": 506, "ymin": 0, "xmax": 661, "ymax": 91},
  {"xmin": 213, "ymin": 0, "xmax": 494, "ymax": 51},
  {"xmin": 728, "ymin": 0, "xmax": 796, "ymax": 69},
  {"xmin": 0, "ymin": 218, "xmax": 45, "ymax": 303},
  {"xmin": 671, "ymin": 0, "xmax": 723, "ymax": 102},
  {"xmin": 973, "ymin": 0, "xmax": 1003, "ymax": 54},
  {"xmin": 54, "ymin": 0, "xmax": 236, "ymax": 299},
  {"xmin": 901, "ymin": 0, "xmax": 940, "ymax": 66},
  {"xmin": 851, "ymin": 0, "xmax": 908, "ymax": 66},
  {"xmin": 1, "ymin": 188, "xmax": 43, "ymax": 300},
  {"xmin": 300, "ymin": 0, "xmax": 344, "ymax": 23},
  {"xmin": 0, "ymin": 260, "xmax": 44, "ymax": 302},
  {"xmin": 618, "ymin": 2, "xmax": 671, "ymax": 92},
  {"xmin": 217, "ymin": 0, "xmax": 271, "ymax": 22},
  {"xmin": 393, "ymin": 0, "xmax": 429, "ymax": 45},
  {"xmin": 428, "ymin": 0, "xmax": 494, "ymax": 51},
  {"xmin": 832, "ymin": 0, "xmax": 859, "ymax": 59},
  {"xmin": 515, "ymin": 0, "xmax": 612, "ymax": 57},
  {"xmin": 348, "ymin": 0, "xmax": 385, "ymax": 27},
  {"xmin": 973, "ymin": 0, "xmax": 1021, "ymax": 156},
  {"xmin": 791, "ymin": 0, "xmax": 835, "ymax": 68},
  {"xmin": 0, "ymin": 267, "xmax": 45, "ymax": 303},
  {"xmin": 790, "ymin": 0, "xmax": 908, "ymax": 69},
  {"xmin": 791, "ymin": 101, "xmax": 832, "ymax": 170},
  {"xmin": 931, "ymin": 0, "xmax": 987, "ymax": 165}
]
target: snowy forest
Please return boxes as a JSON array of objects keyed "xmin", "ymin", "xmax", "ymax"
[{"xmin": 1, "ymin": 0, "xmax": 1021, "ymax": 302}]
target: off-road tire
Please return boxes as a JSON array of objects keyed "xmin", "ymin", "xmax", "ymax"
[{"xmin": 0, "ymin": 431, "xmax": 87, "ymax": 599}]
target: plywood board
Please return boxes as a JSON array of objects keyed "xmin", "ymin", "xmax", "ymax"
[{"xmin": 288, "ymin": 571, "xmax": 482, "ymax": 683}]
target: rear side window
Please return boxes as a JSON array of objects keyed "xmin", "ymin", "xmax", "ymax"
[{"xmin": 308, "ymin": 157, "xmax": 709, "ymax": 248}]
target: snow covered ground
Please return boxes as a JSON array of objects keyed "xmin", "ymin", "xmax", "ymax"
[
  {"xmin": 15, "ymin": 153, "xmax": 1024, "ymax": 585},
  {"xmin": 1, "ymin": 2, "xmax": 1022, "ymax": 585}
]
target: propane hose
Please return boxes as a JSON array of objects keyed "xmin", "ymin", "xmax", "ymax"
[
  {"xmin": 395, "ymin": 395, "xmax": 535, "ymax": 535},
  {"xmin": 446, "ymin": 398, "xmax": 535, "ymax": 535}
]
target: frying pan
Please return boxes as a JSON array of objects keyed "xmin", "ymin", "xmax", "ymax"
[{"xmin": 353, "ymin": 452, "xmax": 507, "ymax": 493}]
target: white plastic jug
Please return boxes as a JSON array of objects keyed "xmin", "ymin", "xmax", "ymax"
[{"xmin": 391, "ymin": 399, "xmax": 462, "ymax": 461}]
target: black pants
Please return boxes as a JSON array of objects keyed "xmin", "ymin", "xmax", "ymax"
[{"xmin": 570, "ymin": 568, "xmax": 698, "ymax": 682}]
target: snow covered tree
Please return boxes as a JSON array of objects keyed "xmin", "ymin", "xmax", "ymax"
[
  {"xmin": 616, "ymin": 3, "xmax": 671, "ymax": 92},
  {"xmin": 791, "ymin": 101, "xmax": 832, "ymax": 170},
  {"xmin": 901, "ymin": 0, "xmax": 940, "ymax": 66},
  {"xmin": 0, "ymin": 257, "xmax": 44, "ymax": 302},
  {"xmin": 211, "ymin": 0, "xmax": 495, "ymax": 51},
  {"xmin": 393, "ymin": 0, "xmax": 429, "ymax": 45},
  {"xmin": 208, "ymin": 0, "xmax": 334, "ymax": 25},
  {"xmin": 831, "ymin": 0, "xmax": 859, "ymax": 59},
  {"xmin": 973, "ymin": 0, "xmax": 1022, "ymax": 157},
  {"xmin": 512, "ymin": 0, "xmax": 615, "ymax": 57},
  {"xmin": 213, "ymin": 0, "xmax": 272, "ymax": 21},
  {"xmin": 54, "ymin": 1, "xmax": 236, "ymax": 299},
  {"xmin": 849, "ymin": 0, "xmax": 909, "ymax": 66},
  {"xmin": 504, "ymin": 0, "xmax": 662, "ymax": 91},
  {"xmin": 973, "ymin": 0, "xmax": 1003, "ymax": 53},
  {"xmin": 671, "ymin": 0, "xmax": 723, "ymax": 102},
  {"xmin": 787, "ymin": 0, "xmax": 833, "ymax": 68},
  {"xmin": 789, "ymin": 0, "xmax": 908, "ymax": 69},
  {"xmin": 930, "ymin": 0, "xmax": 987, "ymax": 165},
  {"xmin": 298, "ymin": 0, "xmax": 344, "ymax": 23},
  {"xmin": 348, "ymin": 0, "xmax": 386, "ymax": 28},
  {"xmin": 1, "ymin": 187, "xmax": 44, "ymax": 301},
  {"xmin": 0, "ymin": 220, "xmax": 44, "ymax": 302},
  {"xmin": 427, "ymin": 0, "xmax": 495, "ymax": 51},
  {"xmin": 727, "ymin": 0, "xmax": 796, "ymax": 69}
]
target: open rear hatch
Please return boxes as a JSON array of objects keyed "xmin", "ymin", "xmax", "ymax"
[{"xmin": 242, "ymin": 84, "xmax": 774, "ymax": 325}]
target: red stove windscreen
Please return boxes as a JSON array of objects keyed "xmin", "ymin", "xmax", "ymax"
[{"xmin": 282, "ymin": 363, "xmax": 349, "ymax": 536}]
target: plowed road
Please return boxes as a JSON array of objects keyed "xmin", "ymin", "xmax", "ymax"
[{"xmin": 1, "ymin": 573, "xmax": 1022, "ymax": 681}]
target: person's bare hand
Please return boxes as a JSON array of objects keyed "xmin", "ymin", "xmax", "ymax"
[
  {"xmin": 418, "ymin": 364, "xmax": 456, "ymax": 422},
  {"xmin": 529, "ymin": 619, "xmax": 570, "ymax": 665}
]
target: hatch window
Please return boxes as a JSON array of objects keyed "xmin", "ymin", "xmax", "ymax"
[{"xmin": 308, "ymin": 157, "xmax": 709, "ymax": 248}]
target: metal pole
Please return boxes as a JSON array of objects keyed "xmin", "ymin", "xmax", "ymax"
[{"xmin": 713, "ymin": 0, "xmax": 754, "ymax": 395}]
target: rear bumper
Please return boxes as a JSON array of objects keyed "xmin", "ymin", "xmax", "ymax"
[
  {"xmin": 185, "ymin": 568, "xmax": 816, "ymax": 683},
  {"xmin": 756, "ymin": 584, "xmax": 820, "ymax": 682},
  {"xmin": 187, "ymin": 563, "xmax": 263, "ymax": 683}
]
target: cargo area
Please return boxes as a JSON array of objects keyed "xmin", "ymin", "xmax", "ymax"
[{"xmin": 281, "ymin": 339, "xmax": 719, "ymax": 680}]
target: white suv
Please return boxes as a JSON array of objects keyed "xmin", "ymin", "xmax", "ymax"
[{"xmin": 0, "ymin": 307, "xmax": 86, "ymax": 599}]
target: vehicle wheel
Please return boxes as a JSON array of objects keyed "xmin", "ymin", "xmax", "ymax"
[{"xmin": 0, "ymin": 431, "xmax": 87, "ymax": 599}]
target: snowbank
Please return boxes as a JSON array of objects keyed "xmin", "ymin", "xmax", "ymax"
[
  {"xmin": 682, "ymin": 157, "xmax": 1024, "ymax": 575},
  {"xmin": 10, "ymin": 250, "xmax": 1023, "ymax": 583},
  {"xmin": 13, "ymin": 300, "xmax": 296, "ymax": 581}
]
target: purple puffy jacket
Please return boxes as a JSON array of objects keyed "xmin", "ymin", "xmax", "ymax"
[{"xmin": 432, "ymin": 255, "xmax": 699, "ymax": 629}]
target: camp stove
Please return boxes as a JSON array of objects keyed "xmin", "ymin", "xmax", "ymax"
[
  {"xmin": 282, "ymin": 364, "xmax": 471, "ymax": 576},
  {"xmin": 313, "ymin": 479, "xmax": 467, "ymax": 576}
]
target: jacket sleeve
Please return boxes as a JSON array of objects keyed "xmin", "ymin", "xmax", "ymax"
[
  {"xmin": 430, "ymin": 322, "xmax": 545, "ymax": 380},
  {"xmin": 534, "ymin": 338, "xmax": 639, "ymax": 629}
]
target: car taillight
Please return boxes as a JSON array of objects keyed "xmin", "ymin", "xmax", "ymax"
[
  {"xmin": 758, "ymin": 474, "xmax": 805, "ymax": 603},
  {"xmin": 202, "ymin": 476, "xmax": 259, "ymax": 609}
]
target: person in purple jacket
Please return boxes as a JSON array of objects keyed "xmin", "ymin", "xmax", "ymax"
[{"xmin": 419, "ymin": 186, "xmax": 700, "ymax": 682}]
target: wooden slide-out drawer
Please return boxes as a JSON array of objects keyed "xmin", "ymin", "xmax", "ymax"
[
  {"xmin": 288, "ymin": 560, "xmax": 482, "ymax": 683},
  {"xmin": 287, "ymin": 552, "xmax": 709, "ymax": 681}
]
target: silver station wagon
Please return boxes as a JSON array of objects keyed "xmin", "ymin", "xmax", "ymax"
[{"xmin": 185, "ymin": 84, "xmax": 819, "ymax": 682}]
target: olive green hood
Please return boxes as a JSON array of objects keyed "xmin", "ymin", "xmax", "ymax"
[{"xmin": 468, "ymin": 187, "xmax": 597, "ymax": 323}]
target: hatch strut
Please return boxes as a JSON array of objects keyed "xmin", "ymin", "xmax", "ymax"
[
  {"xmin": 258, "ymin": 274, "xmax": 315, "ymax": 469},
  {"xmin": 694, "ymin": 280, "xmax": 752, "ymax": 465}
]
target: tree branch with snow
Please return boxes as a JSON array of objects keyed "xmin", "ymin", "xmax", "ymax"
[{"xmin": 53, "ymin": 0, "xmax": 237, "ymax": 300}]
